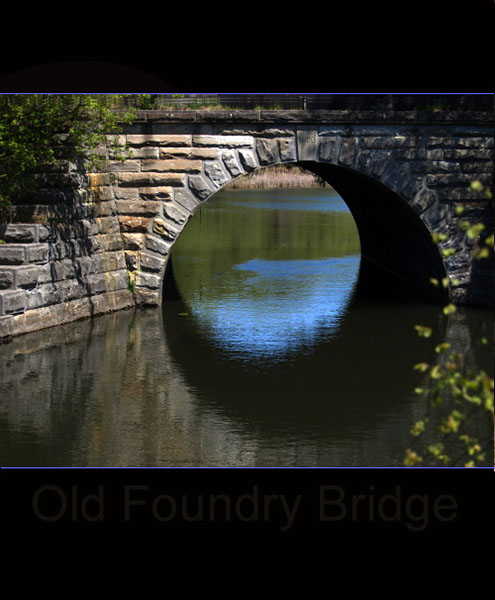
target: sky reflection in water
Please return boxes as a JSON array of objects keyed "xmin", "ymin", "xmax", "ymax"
[{"xmin": 191, "ymin": 255, "xmax": 360, "ymax": 360}]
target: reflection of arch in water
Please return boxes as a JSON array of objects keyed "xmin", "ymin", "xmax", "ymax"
[{"xmin": 161, "ymin": 293, "xmax": 448, "ymax": 442}]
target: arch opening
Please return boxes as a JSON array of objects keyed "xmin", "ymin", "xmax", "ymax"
[{"xmin": 163, "ymin": 160, "xmax": 448, "ymax": 307}]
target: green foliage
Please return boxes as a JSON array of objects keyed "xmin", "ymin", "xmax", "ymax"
[
  {"xmin": 405, "ymin": 180, "xmax": 494, "ymax": 467},
  {"xmin": 127, "ymin": 270, "xmax": 137, "ymax": 295},
  {"xmin": 0, "ymin": 94, "xmax": 136, "ymax": 216}
]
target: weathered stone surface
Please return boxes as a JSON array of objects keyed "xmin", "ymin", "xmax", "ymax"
[
  {"xmin": 256, "ymin": 138, "xmax": 278, "ymax": 165},
  {"xmin": 15, "ymin": 264, "xmax": 52, "ymax": 287},
  {"xmin": 118, "ymin": 173, "xmax": 185, "ymax": 187},
  {"xmin": 318, "ymin": 137, "xmax": 340, "ymax": 162},
  {"xmin": 115, "ymin": 200, "xmax": 162, "ymax": 216},
  {"xmin": 188, "ymin": 175, "xmax": 214, "ymax": 200},
  {"xmin": 126, "ymin": 134, "xmax": 191, "ymax": 147},
  {"xmin": 192, "ymin": 135, "xmax": 252, "ymax": 147},
  {"xmin": 173, "ymin": 187, "xmax": 200, "ymax": 213},
  {"xmin": 118, "ymin": 217, "xmax": 150, "ymax": 233},
  {"xmin": 140, "ymin": 252, "xmax": 165, "ymax": 273},
  {"xmin": 151, "ymin": 218, "xmax": 179, "ymax": 241},
  {"xmin": 108, "ymin": 160, "xmax": 141, "ymax": 172},
  {"xmin": 238, "ymin": 149, "xmax": 257, "ymax": 172},
  {"xmin": 125, "ymin": 251, "xmax": 140, "ymax": 271},
  {"xmin": 122, "ymin": 233, "xmax": 146, "ymax": 250},
  {"xmin": 0, "ymin": 290, "xmax": 26, "ymax": 315},
  {"xmin": 141, "ymin": 159, "xmax": 202, "ymax": 173},
  {"xmin": 0, "ymin": 269, "xmax": 14, "ymax": 289},
  {"xmin": 145, "ymin": 234, "xmax": 171, "ymax": 256},
  {"xmin": 0, "ymin": 246, "xmax": 26, "ymax": 265},
  {"xmin": 1, "ymin": 225, "xmax": 37, "ymax": 243},
  {"xmin": 0, "ymin": 315, "xmax": 13, "ymax": 337},
  {"xmin": 411, "ymin": 186, "xmax": 438, "ymax": 214},
  {"xmin": 204, "ymin": 161, "xmax": 229, "ymax": 187},
  {"xmin": 139, "ymin": 187, "xmax": 173, "ymax": 201},
  {"xmin": 278, "ymin": 138, "xmax": 296, "ymax": 162},
  {"xmin": 129, "ymin": 147, "xmax": 160, "ymax": 159},
  {"xmin": 297, "ymin": 129, "xmax": 318, "ymax": 161},
  {"xmin": 222, "ymin": 150, "xmax": 243, "ymax": 177},
  {"xmin": 338, "ymin": 137, "xmax": 358, "ymax": 166},
  {"xmin": 163, "ymin": 203, "xmax": 188, "ymax": 225},
  {"xmin": 135, "ymin": 271, "xmax": 161, "ymax": 289}
]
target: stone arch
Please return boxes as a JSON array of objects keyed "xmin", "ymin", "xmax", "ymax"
[{"xmin": 138, "ymin": 135, "xmax": 450, "ymax": 306}]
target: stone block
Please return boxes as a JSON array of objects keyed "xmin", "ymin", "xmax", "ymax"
[
  {"xmin": 140, "ymin": 252, "xmax": 165, "ymax": 273},
  {"xmin": 129, "ymin": 147, "xmax": 160, "ymax": 159},
  {"xmin": 135, "ymin": 271, "xmax": 161, "ymax": 290},
  {"xmin": 98, "ymin": 251, "xmax": 126, "ymax": 273},
  {"xmin": 188, "ymin": 175, "xmax": 214, "ymax": 201},
  {"xmin": 278, "ymin": 138, "xmax": 296, "ymax": 162},
  {"xmin": 192, "ymin": 135, "xmax": 252, "ymax": 147},
  {"xmin": 118, "ymin": 217, "xmax": 150, "ymax": 233},
  {"xmin": 173, "ymin": 187, "xmax": 200, "ymax": 213},
  {"xmin": 222, "ymin": 150, "xmax": 243, "ymax": 177},
  {"xmin": 126, "ymin": 134, "xmax": 192, "ymax": 147},
  {"xmin": 338, "ymin": 138, "xmax": 358, "ymax": 166},
  {"xmin": 118, "ymin": 173, "xmax": 186, "ymax": 187},
  {"xmin": 15, "ymin": 264, "xmax": 52, "ymax": 288},
  {"xmin": 99, "ymin": 233, "xmax": 125, "ymax": 252},
  {"xmin": 256, "ymin": 138, "xmax": 278, "ymax": 165},
  {"xmin": 116, "ymin": 200, "xmax": 162, "ymax": 216},
  {"xmin": 0, "ymin": 315, "xmax": 13, "ymax": 337},
  {"xmin": 204, "ymin": 161, "xmax": 229, "ymax": 187},
  {"xmin": 97, "ymin": 216, "xmax": 121, "ymax": 234},
  {"xmin": 238, "ymin": 149, "xmax": 257, "ymax": 172},
  {"xmin": 163, "ymin": 203, "xmax": 188, "ymax": 226},
  {"xmin": 133, "ymin": 288, "xmax": 160, "ymax": 306},
  {"xmin": 108, "ymin": 160, "xmax": 141, "ymax": 172},
  {"xmin": 296, "ymin": 129, "xmax": 318, "ymax": 161},
  {"xmin": 145, "ymin": 234, "xmax": 171, "ymax": 256},
  {"xmin": 1, "ymin": 225, "xmax": 37, "ymax": 243},
  {"xmin": 151, "ymin": 218, "xmax": 179, "ymax": 241},
  {"xmin": 0, "ymin": 290, "xmax": 26, "ymax": 315},
  {"xmin": 0, "ymin": 246, "xmax": 26, "ymax": 265},
  {"xmin": 0, "ymin": 269, "xmax": 14, "ymax": 289},
  {"xmin": 122, "ymin": 233, "xmax": 146, "ymax": 250},
  {"xmin": 139, "ymin": 187, "xmax": 173, "ymax": 201},
  {"xmin": 318, "ymin": 137, "xmax": 340, "ymax": 163},
  {"xmin": 141, "ymin": 159, "xmax": 202, "ymax": 173},
  {"xmin": 25, "ymin": 244, "xmax": 49, "ymax": 264}
]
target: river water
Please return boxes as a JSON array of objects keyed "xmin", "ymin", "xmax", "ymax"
[{"xmin": 0, "ymin": 187, "xmax": 492, "ymax": 467}]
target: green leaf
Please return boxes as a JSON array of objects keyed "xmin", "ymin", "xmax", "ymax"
[
  {"xmin": 415, "ymin": 325, "xmax": 433, "ymax": 338},
  {"xmin": 435, "ymin": 342, "xmax": 451, "ymax": 354},
  {"xmin": 442, "ymin": 304, "xmax": 457, "ymax": 315},
  {"xmin": 466, "ymin": 223, "xmax": 485, "ymax": 240},
  {"xmin": 470, "ymin": 180, "xmax": 483, "ymax": 192}
]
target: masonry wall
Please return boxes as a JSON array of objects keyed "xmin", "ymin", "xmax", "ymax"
[{"xmin": 1, "ymin": 110, "xmax": 493, "ymax": 339}]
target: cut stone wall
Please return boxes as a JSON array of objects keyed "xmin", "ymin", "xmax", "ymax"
[{"xmin": 1, "ymin": 110, "xmax": 493, "ymax": 339}]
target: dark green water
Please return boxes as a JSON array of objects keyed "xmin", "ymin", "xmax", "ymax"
[{"xmin": 0, "ymin": 188, "xmax": 492, "ymax": 466}]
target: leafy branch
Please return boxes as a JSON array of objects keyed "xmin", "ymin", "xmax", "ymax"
[{"xmin": 404, "ymin": 180, "xmax": 494, "ymax": 467}]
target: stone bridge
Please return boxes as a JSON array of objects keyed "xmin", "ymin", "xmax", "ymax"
[{"xmin": 0, "ymin": 109, "xmax": 493, "ymax": 338}]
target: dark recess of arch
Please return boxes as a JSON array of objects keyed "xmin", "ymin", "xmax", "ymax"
[{"xmin": 300, "ymin": 161, "xmax": 449, "ymax": 304}]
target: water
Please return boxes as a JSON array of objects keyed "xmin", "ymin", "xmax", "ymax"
[{"xmin": 0, "ymin": 188, "xmax": 492, "ymax": 467}]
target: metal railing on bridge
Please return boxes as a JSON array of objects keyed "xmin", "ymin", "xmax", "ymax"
[{"xmin": 119, "ymin": 94, "xmax": 493, "ymax": 112}]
